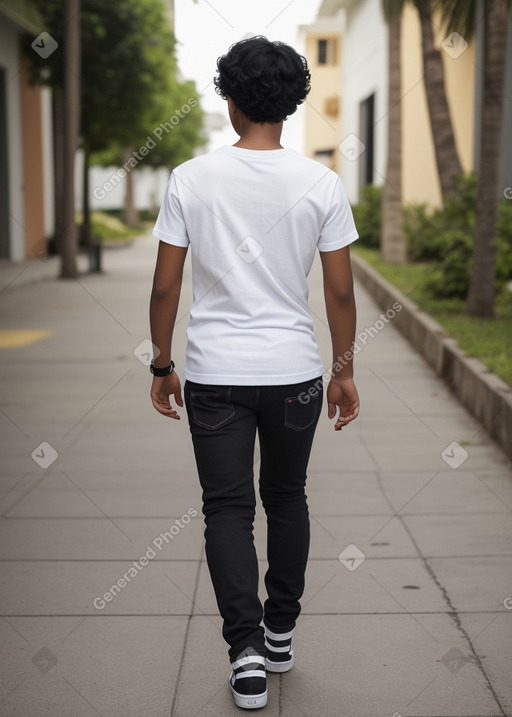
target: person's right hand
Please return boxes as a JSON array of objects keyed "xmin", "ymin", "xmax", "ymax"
[
  {"xmin": 327, "ymin": 377, "xmax": 360, "ymax": 431},
  {"xmin": 150, "ymin": 371, "xmax": 183, "ymax": 420}
]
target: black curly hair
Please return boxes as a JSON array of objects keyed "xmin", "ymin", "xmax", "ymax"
[{"xmin": 214, "ymin": 36, "xmax": 311, "ymax": 124}]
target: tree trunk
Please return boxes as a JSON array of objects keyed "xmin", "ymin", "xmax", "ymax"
[
  {"xmin": 81, "ymin": 144, "xmax": 91, "ymax": 248},
  {"xmin": 414, "ymin": 0, "xmax": 463, "ymax": 203},
  {"xmin": 52, "ymin": 92, "xmax": 64, "ymax": 256},
  {"xmin": 467, "ymin": 0, "xmax": 508, "ymax": 317},
  {"xmin": 381, "ymin": 13, "xmax": 406, "ymax": 264},
  {"xmin": 122, "ymin": 146, "xmax": 140, "ymax": 227},
  {"xmin": 60, "ymin": 0, "xmax": 81, "ymax": 278}
]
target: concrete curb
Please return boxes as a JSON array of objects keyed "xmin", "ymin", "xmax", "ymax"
[{"xmin": 351, "ymin": 253, "xmax": 512, "ymax": 461}]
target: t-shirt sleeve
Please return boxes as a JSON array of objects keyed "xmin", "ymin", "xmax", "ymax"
[
  {"xmin": 152, "ymin": 172, "xmax": 190, "ymax": 247},
  {"xmin": 317, "ymin": 177, "xmax": 359, "ymax": 252}
]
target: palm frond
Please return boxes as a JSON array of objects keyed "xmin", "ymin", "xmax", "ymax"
[
  {"xmin": 435, "ymin": 0, "xmax": 512, "ymax": 38},
  {"xmin": 382, "ymin": 0, "xmax": 407, "ymax": 22},
  {"xmin": 433, "ymin": 0, "xmax": 477, "ymax": 37}
]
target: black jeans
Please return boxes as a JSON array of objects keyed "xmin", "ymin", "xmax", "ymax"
[{"xmin": 184, "ymin": 376, "xmax": 323, "ymax": 660}]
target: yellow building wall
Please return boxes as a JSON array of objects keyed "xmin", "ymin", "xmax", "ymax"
[
  {"xmin": 303, "ymin": 32, "xmax": 342, "ymax": 173},
  {"xmin": 401, "ymin": 4, "xmax": 475, "ymax": 209}
]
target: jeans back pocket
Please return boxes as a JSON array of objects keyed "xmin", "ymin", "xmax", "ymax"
[
  {"xmin": 284, "ymin": 390, "xmax": 321, "ymax": 431},
  {"xmin": 189, "ymin": 387, "xmax": 235, "ymax": 430}
]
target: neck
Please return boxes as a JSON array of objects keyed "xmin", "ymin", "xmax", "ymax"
[{"xmin": 233, "ymin": 122, "xmax": 284, "ymax": 151}]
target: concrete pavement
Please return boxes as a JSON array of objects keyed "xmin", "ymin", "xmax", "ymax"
[{"xmin": 1, "ymin": 234, "xmax": 511, "ymax": 717}]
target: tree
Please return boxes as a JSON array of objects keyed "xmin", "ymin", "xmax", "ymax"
[
  {"xmin": 23, "ymin": 0, "xmax": 204, "ymax": 268},
  {"xmin": 91, "ymin": 78, "xmax": 205, "ymax": 228},
  {"xmin": 380, "ymin": 0, "xmax": 463, "ymax": 212},
  {"xmin": 381, "ymin": 1, "xmax": 407, "ymax": 263},
  {"xmin": 380, "ymin": 0, "xmax": 463, "ymax": 264},
  {"xmin": 60, "ymin": 0, "xmax": 81, "ymax": 278},
  {"xmin": 414, "ymin": 0, "xmax": 463, "ymax": 202},
  {"xmin": 439, "ymin": 0, "xmax": 510, "ymax": 317}
]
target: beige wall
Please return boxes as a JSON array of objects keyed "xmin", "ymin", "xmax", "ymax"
[
  {"xmin": 401, "ymin": 3, "xmax": 475, "ymax": 209},
  {"xmin": 303, "ymin": 31, "xmax": 342, "ymax": 172}
]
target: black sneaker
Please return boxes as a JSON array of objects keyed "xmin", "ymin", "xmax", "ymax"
[
  {"xmin": 264, "ymin": 624, "xmax": 294, "ymax": 672},
  {"xmin": 229, "ymin": 646, "xmax": 267, "ymax": 710}
]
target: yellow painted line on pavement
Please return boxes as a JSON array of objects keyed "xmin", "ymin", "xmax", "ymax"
[{"xmin": 0, "ymin": 330, "xmax": 55, "ymax": 349}]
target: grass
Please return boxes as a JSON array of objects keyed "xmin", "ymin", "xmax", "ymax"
[
  {"xmin": 76, "ymin": 212, "xmax": 147, "ymax": 242},
  {"xmin": 353, "ymin": 246, "xmax": 512, "ymax": 387}
]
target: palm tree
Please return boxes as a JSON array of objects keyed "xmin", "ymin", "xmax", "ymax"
[
  {"xmin": 381, "ymin": 1, "xmax": 407, "ymax": 263},
  {"xmin": 438, "ymin": 0, "xmax": 510, "ymax": 317},
  {"xmin": 380, "ymin": 0, "xmax": 463, "ymax": 264},
  {"xmin": 414, "ymin": 0, "xmax": 463, "ymax": 201},
  {"xmin": 60, "ymin": 0, "xmax": 81, "ymax": 278},
  {"xmin": 444, "ymin": 0, "xmax": 512, "ymax": 317},
  {"xmin": 381, "ymin": 0, "xmax": 463, "ymax": 206}
]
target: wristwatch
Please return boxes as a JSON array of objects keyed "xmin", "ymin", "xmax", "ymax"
[{"xmin": 150, "ymin": 359, "xmax": 175, "ymax": 377}]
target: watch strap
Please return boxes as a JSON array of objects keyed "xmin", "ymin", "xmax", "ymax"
[{"xmin": 150, "ymin": 360, "xmax": 175, "ymax": 377}]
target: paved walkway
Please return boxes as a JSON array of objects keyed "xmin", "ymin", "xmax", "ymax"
[{"xmin": 1, "ymin": 235, "xmax": 511, "ymax": 717}]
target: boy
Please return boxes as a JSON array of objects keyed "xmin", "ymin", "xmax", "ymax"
[{"xmin": 150, "ymin": 36, "xmax": 359, "ymax": 710}]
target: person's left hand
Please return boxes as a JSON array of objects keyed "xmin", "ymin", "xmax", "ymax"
[{"xmin": 150, "ymin": 372, "xmax": 183, "ymax": 419}]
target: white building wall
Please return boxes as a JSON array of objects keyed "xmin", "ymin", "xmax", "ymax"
[
  {"xmin": 339, "ymin": 0, "xmax": 388, "ymax": 204},
  {"xmin": 0, "ymin": 18, "xmax": 25, "ymax": 260},
  {"xmin": 82, "ymin": 161, "xmax": 171, "ymax": 213}
]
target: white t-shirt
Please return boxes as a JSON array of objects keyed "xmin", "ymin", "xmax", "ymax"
[{"xmin": 153, "ymin": 145, "xmax": 358, "ymax": 385}]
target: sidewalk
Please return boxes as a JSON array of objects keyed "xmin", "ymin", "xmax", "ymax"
[{"xmin": 0, "ymin": 234, "xmax": 511, "ymax": 717}]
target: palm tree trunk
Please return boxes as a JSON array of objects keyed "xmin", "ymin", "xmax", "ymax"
[
  {"xmin": 467, "ymin": 0, "xmax": 508, "ymax": 317},
  {"xmin": 414, "ymin": 0, "xmax": 463, "ymax": 203},
  {"xmin": 381, "ymin": 12, "xmax": 406, "ymax": 264},
  {"xmin": 60, "ymin": 0, "xmax": 81, "ymax": 278}
]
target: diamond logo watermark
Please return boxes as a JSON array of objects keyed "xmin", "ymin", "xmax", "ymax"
[
  {"xmin": 32, "ymin": 647, "xmax": 58, "ymax": 674},
  {"xmin": 236, "ymin": 236, "xmax": 263, "ymax": 264},
  {"xmin": 441, "ymin": 441, "xmax": 469, "ymax": 469},
  {"xmin": 338, "ymin": 543, "xmax": 366, "ymax": 572},
  {"xmin": 441, "ymin": 32, "xmax": 468, "ymax": 60},
  {"xmin": 31, "ymin": 32, "xmax": 59, "ymax": 59},
  {"xmin": 134, "ymin": 339, "xmax": 160, "ymax": 367},
  {"xmin": 339, "ymin": 134, "xmax": 365, "ymax": 162},
  {"xmin": 441, "ymin": 647, "xmax": 469, "ymax": 674},
  {"xmin": 31, "ymin": 442, "xmax": 58, "ymax": 469}
]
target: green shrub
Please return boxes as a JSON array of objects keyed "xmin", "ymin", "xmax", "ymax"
[
  {"xmin": 403, "ymin": 204, "xmax": 442, "ymax": 261},
  {"xmin": 405, "ymin": 173, "xmax": 512, "ymax": 300},
  {"xmin": 423, "ymin": 206, "xmax": 512, "ymax": 301},
  {"xmin": 425, "ymin": 230, "xmax": 473, "ymax": 299},
  {"xmin": 352, "ymin": 185, "xmax": 382, "ymax": 248},
  {"xmin": 404, "ymin": 174, "xmax": 477, "ymax": 263},
  {"xmin": 496, "ymin": 200, "xmax": 512, "ymax": 291},
  {"xmin": 139, "ymin": 209, "xmax": 159, "ymax": 222},
  {"xmin": 441, "ymin": 173, "xmax": 477, "ymax": 233}
]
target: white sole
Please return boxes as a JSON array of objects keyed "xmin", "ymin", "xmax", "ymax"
[
  {"xmin": 266, "ymin": 655, "xmax": 294, "ymax": 673},
  {"xmin": 230, "ymin": 686, "xmax": 268, "ymax": 709}
]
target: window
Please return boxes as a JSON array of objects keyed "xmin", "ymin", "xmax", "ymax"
[
  {"xmin": 359, "ymin": 93, "xmax": 375, "ymax": 188},
  {"xmin": 314, "ymin": 149, "xmax": 335, "ymax": 169},
  {"xmin": 317, "ymin": 38, "xmax": 337, "ymax": 65}
]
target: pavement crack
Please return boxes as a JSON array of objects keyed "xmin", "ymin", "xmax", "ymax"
[{"xmin": 400, "ymin": 518, "xmax": 509, "ymax": 717}]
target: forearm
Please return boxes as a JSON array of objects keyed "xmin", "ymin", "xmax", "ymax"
[
  {"xmin": 149, "ymin": 285, "xmax": 181, "ymax": 368},
  {"xmin": 324, "ymin": 289, "xmax": 357, "ymax": 379}
]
